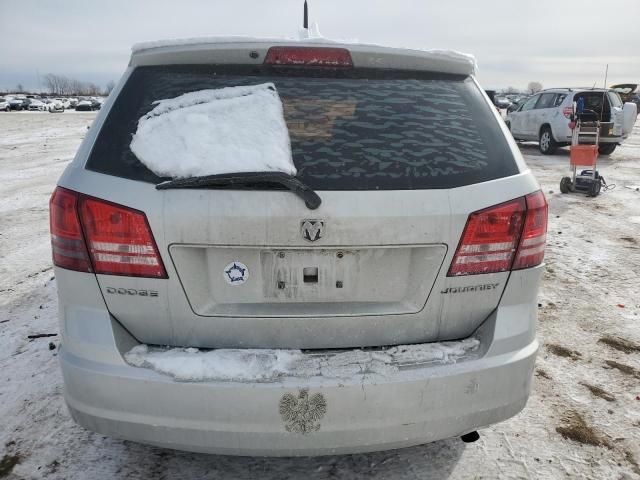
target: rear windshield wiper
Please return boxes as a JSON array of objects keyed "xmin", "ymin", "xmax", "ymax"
[{"xmin": 156, "ymin": 171, "xmax": 322, "ymax": 210}]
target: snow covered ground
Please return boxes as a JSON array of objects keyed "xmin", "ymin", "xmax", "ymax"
[{"xmin": 1, "ymin": 111, "xmax": 639, "ymax": 479}]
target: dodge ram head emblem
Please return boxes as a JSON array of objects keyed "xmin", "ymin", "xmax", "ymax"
[
  {"xmin": 279, "ymin": 389, "xmax": 327, "ymax": 434},
  {"xmin": 301, "ymin": 219, "xmax": 324, "ymax": 242}
]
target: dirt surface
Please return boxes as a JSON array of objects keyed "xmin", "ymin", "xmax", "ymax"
[{"xmin": 0, "ymin": 111, "xmax": 639, "ymax": 479}]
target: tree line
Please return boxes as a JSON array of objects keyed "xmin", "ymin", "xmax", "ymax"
[
  {"xmin": 42, "ymin": 74, "xmax": 115, "ymax": 96},
  {"xmin": 500, "ymin": 82, "xmax": 543, "ymax": 95}
]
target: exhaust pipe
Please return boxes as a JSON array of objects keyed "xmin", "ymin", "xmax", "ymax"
[{"xmin": 460, "ymin": 431, "xmax": 480, "ymax": 443}]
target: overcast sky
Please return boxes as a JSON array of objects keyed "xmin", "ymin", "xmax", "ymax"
[{"xmin": 1, "ymin": 0, "xmax": 639, "ymax": 93}]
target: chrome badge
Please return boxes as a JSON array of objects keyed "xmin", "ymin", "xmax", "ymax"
[
  {"xmin": 279, "ymin": 389, "xmax": 327, "ymax": 434},
  {"xmin": 301, "ymin": 219, "xmax": 325, "ymax": 242}
]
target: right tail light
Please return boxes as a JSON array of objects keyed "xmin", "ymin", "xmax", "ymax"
[
  {"xmin": 448, "ymin": 190, "xmax": 548, "ymax": 276},
  {"xmin": 512, "ymin": 191, "xmax": 548, "ymax": 270}
]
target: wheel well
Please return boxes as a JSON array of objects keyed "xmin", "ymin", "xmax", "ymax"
[{"xmin": 539, "ymin": 124, "xmax": 552, "ymax": 137}]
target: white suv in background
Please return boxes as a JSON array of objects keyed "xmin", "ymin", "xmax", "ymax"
[{"xmin": 506, "ymin": 88, "xmax": 637, "ymax": 155}]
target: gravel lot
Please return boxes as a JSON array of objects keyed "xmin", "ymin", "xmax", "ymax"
[{"xmin": 1, "ymin": 111, "xmax": 639, "ymax": 479}]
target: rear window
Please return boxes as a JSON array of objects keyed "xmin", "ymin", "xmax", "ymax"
[
  {"xmin": 608, "ymin": 92, "xmax": 622, "ymax": 108},
  {"xmin": 86, "ymin": 65, "xmax": 518, "ymax": 190}
]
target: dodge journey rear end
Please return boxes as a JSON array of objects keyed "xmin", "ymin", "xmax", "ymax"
[{"xmin": 51, "ymin": 38, "xmax": 546, "ymax": 456}]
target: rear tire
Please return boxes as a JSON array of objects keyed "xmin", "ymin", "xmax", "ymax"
[
  {"xmin": 598, "ymin": 144, "xmax": 616, "ymax": 155},
  {"xmin": 539, "ymin": 127, "xmax": 557, "ymax": 155},
  {"xmin": 560, "ymin": 177, "xmax": 572, "ymax": 194}
]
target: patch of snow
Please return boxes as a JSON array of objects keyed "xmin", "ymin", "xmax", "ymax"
[
  {"xmin": 132, "ymin": 35, "xmax": 335, "ymax": 52},
  {"xmin": 297, "ymin": 22, "xmax": 324, "ymax": 40},
  {"xmin": 124, "ymin": 338, "xmax": 480, "ymax": 382},
  {"xmin": 125, "ymin": 345, "xmax": 301, "ymax": 382},
  {"xmin": 129, "ymin": 83, "xmax": 296, "ymax": 179}
]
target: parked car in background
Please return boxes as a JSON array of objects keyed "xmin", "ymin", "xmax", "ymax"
[
  {"xmin": 505, "ymin": 88, "xmax": 637, "ymax": 155},
  {"xmin": 0, "ymin": 97, "xmax": 9, "ymax": 112},
  {"xmin": 52, "ymin": 37, "xmax": 546, "ymax": 456},
  {"xmin": 494, "ymin": 96, "xmax": 512, "ymax": 109},
  {"xmin": 68, "ymin": 98, "xmax": 79, "ymax": 108},
  {"xmin": 91, "ymin": 97, "xmax": 105, "ymax": 108},
  {"xmin": 75, "ymin": 99, "xmax": 101, "ymax": 111},
  {"xmin": 75, "ymin": 100, "xmax": 92, "ymax": 111},
  {"xmin": 20, "ymin": 98, "xmax": 34, "ymax": 110},
  {"xmin": 28, "ymin": 99, "xmax": 48, "ymax": 111},
  {"xmin": 505, "ymin": 94, "xmax": 523, "ymax": 103},
  {"xmin": 48, "ymin": 99, "xmax": 65, "ymax": 113},
  {"xmin": 53, "ymin": 97, "xmax": 71, "ymax": 109},
  {"xmin": 9, "ymin": 98, "xmax": 26, "ymax": 110}
]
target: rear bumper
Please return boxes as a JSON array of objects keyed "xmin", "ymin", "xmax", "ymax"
[
  {"xmin": 56, "ymin": 266, "xmax": 542, "ymax": 456},
  {"xmin": 61, "ymin": 338, "xmax": 536, "ymax": 456}
]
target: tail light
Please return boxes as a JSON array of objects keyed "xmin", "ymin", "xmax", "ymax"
[
  {"xmin": 49, "ymin": 187, "xmax": 167, "ymax": 278},
  {"xmin": 50, "ymin": 188, "xmax": 92, "ymax": 273},
  {"xmin": 563, "ymin": 106, "xmax": 573, "ymax": 118},
  {"xmin": 264, "ymin": 46, "xmax": 353, "ymax": 67},
  {"xmin": 513, "ymin": 191, "xmax": 548, "ymax": 269},
  {"xmin": 448, "ymin": 191, "xmax": 547, "ymax": 276}
]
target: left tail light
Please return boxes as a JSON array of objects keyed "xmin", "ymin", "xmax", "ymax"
[
  {"xmin": 49, "ymin": 187, "xmax": 167, "ymax": 278},
  {"xmin": 50, "ymin": 187, "xmax": 92, "ymax": 273}
]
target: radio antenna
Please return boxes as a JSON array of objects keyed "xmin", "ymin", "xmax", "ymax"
[
  {"xmin": 600, "ymin": 64, "xmax": 608, "ymax": 119},
  {"xmin": 303, "ymin": 0, "xmax": 309, "ymax": 30}
]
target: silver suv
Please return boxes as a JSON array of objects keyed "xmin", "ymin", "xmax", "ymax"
[
  {"xmin": 506, "ymin": 88, "xmax": 637, "ymax": 155},
  {"xmin": 51, "ymin": 38, "xmax": 547, "ymax": 456}
]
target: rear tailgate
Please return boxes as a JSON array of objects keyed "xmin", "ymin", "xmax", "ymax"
[
  {"xmin": 87, "ymin": 180, "xmax": 534, "ymax": 349},
  {"xmin": 73, "ymin": 45, "xmax": 529, "ymax": 349}
]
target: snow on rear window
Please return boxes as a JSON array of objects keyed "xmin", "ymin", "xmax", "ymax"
[{"xmin": 130, "ymin": 83, "xmax": 296, "ymax": 178}]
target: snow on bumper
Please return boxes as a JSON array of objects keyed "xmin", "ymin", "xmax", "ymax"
[
  {"xmin": 60, "ymin": 337, "xmax": 537, "ymax": 456},
  {"xmin": 122, "ymin": 338, "xmax": 481, "ymax": 382}
]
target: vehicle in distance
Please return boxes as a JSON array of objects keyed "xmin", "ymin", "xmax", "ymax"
[
  {"xmin": 47, "ymin": 99, "xmax": 65, "ymax": 113},
  {"xmin": 0, "ymin": 97, "xmax": 9, "ymax": 111},
  {"xmin": 74, "ymin": 100, "xmax": 94, "ymax": 111},
  {"xmin": 506, "ymin": 88, "xmax": 637, "ymax": 155},
  {"xmin": 52, "ymin": 38, "xmax": 547, "ymax": 456},
  {"xmin": 494, "ymin": 96, "xmax": 512, "ymax": 109},
  {"xmin": 28, "ymin": 99, "xmax": 48, "ymax": 111},
  {"xmin": 8, "ymin": 97, "xmax": 25, "ymax": 110}
]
